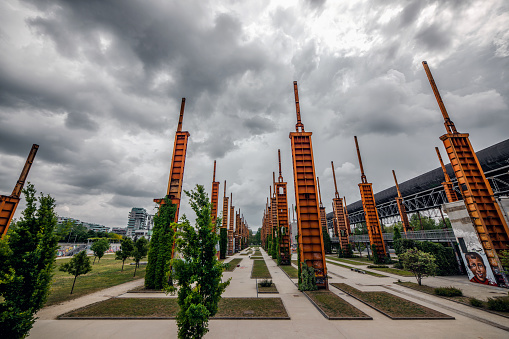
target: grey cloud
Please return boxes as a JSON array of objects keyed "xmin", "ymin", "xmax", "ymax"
[{"xmin": 415, "ymin": 24, "xmax": 451, "ymax": 51}]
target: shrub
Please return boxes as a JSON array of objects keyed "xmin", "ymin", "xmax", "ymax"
[
  {"xmin": 259, "ymin": 279, "xmax": 273, "ymax": 287},
  {"xmin": 394, "ymin": 238, "xmax": 458, "ymax": 275},
  {"xmin": 299, "ymin": 265, "xmax": 317, "ymax": 291},
  {"xmin": 469, "ymin": 298, "xmax": 484, "ymax": 307},
  {"xmin": 399, "ymin": 248, "xmax": 437, "ymax": 285},
  {"xmin": 434, "ymin": 287, "xmax": 463, "ymax": 297},
  {"xmin": 487, "ymin": 297, "xmax": 509, "ymax": 312},
  {"xmin": 368, "ymin": 265, "xmax": 389, "ymax": 268}
]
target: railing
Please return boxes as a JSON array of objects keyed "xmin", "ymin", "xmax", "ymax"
[{"xmin": 331, "ymin": 228, "xmax": 456, "ymax": 243}]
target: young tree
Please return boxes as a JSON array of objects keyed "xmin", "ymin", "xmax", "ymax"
[
  {"xmin": 399, "ymin": 248, "xmax": 437, "ymax": 285},
  {"xmin": 59, "ymin": 250, "xmax": 92, "ymax": 294},
  {"xmin": 132, "ymin": 237, "xmax": 149, "ymax": 277},
  {"xmin": 168, "ymin": 185, "xmax": 230, "ymax": 339},
  {"xmin": 0, "ymin": 184, "xmax": 59, "ymax": 338},
  {"xmin": 145, "ymin": 197, "xmax": 177, "ymax": 289},
  {"xmin": 115, "ymin": 238, "xmax": 134, "ymax": 272},
  {"xmin": 91, "ymin": 238, "xmax": 110, "ymax": 264}
]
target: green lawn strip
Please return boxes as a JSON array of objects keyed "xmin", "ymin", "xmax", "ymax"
[
  {"xmin": 369, "ymin": 267, "xmax": 414, "ymax": 277},
  {"xmin": 251, "ymin": 259, "xmax": 271, "ymax": 279},
  {"xmin": 279, "ymin": 264, "xmax": 299, "ymax": 279},
  {"xmin": 224, "ymin": 258, "xmax": 243, "ymax": 271},
  {"xmin": 291, "ymin": 260, "xmax": 298, "ymax": 266},
  {"xmin": 331, "ymin": 283, "xmax": 454, "ymax": 319},
  {"xmin": 395, "ymin": 281, "xmax": 509, "ymax": 318},
  {"xmin": 257, "ymin": 283, "xmax": 278, "ymax": 293},
  {"xmin": 60, "ymin": 297, "xmax": 289, "ymax": 319},
  {"xmin": 252, "ymin": 251, "xmax": 262, "ymax": 256},
  {"xmin": 48, "ymin": 256, "xmax": 146, "ymax": 306},
  {"xmin": 250, "ymin": 256, "xmax": 263, "ymax": 259},
  {"xmin": 326, "ymin": 256, "xmax": 369, "ymax": 266},
  {"xmin": 326, "ymin": 260, "xmax": 387, "ymax": 277},
  {"xmin": 303, "ymin": 290, "xmax": 371, "ymax": 319}
]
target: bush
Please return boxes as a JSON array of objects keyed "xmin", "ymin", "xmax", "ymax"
[
  {"xmin": 368, "ymin": 265, "xmax": 389, "ymax": 268},
  {"xmin": 299, "ymin": 265, "xmax": 317, "ymax": 291},
  {"xmin": 434, "ymin": 287, "xmax": 463, "ymax": 297},
  {"xmin": 259, "ymin": 279, "xmax": 273, "ymax": 287},
  {"xmin": 487, "ymin": 297, "xmax": 509, "ymax": 312},
  {"xmin": 469, "ymin": 298, "xmax": 484, "ymax": 307}
]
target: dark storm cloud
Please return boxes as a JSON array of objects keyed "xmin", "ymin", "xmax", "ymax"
[
  {"xmin": 415, "ymin": 24, "xmax": 451, "ymax": 51},
  {"xmin": 243, "ymin": 116, "xmax": 276, "ymax": 135}
]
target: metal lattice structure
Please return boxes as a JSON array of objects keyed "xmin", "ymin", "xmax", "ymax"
[
  {"xmin": 275, "ymin": 150, "xmax": 291, "ymax": 264},
  {"xmin": 210, "ymin": 161, "xmax": 220, "ymax": 233},
  {"xmin": 331, "ymin": 161, "xmax": 349, "ymax": 249},
  {"xmin": 435, "ymin": 147, "xmax": 459, "ymax": 203},
  {"xmin": 355, "ymin": 136, "xmax": 387, "ymax": 259},
  {"xmin": 423, "ymin": 61, "xmax": 509, "ymax": 285},
  {"xmin": 289, "ymin": 81, "xmax": 328, "ymax": 288},
  {"xmin": 0, "ymin": 144, "xmax": 39, "ymax": 237}
]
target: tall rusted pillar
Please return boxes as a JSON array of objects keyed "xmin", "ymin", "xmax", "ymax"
[
  {"xmin": 228, "ymin": 193, "xmax": 234, "ymax": 256},
  {"xmin": 392, "ymin": 170, "xmax": 412, "ymax": 233},
  {"xmin": 343, "ymin": 196, "xmax": 351, "ymax": 235},
  {"xmin": 276, "ymin": 149, "xmax": 291, "ymax": 265},
  {"xmin": 331, "ymin": 161, "xmax": 349, "ymax": 251},
  {"xmin": 289, "ymin": 81, "xmax": 328, "ymax": 288},
  {"xmin": 0, "ymin": 144, "xmax": 39, "ymax": 237},
  {"xmin": 354, "ymin": 136, "xmax": 387, "ymax": 260},
  {"xmin": 435, "ymin": 147, "xmax": 459, "ymax": 203},
  {"xmin": 210, "ymin": 161, "xmax": 220, "ymax": 232},
  {"xmin": 424, "ymin": 61, "xmax": 509, "ymax": 285},
  {"xmin": 317, "ymin": 177, "xmax": 328, "ymax": 235}
]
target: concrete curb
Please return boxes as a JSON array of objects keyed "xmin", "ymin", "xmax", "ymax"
[{"xmin": 331, "ymin": 284, "xmax": 455, "ymax": 320}]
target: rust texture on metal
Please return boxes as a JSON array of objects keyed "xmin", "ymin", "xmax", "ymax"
[
  {"xmin": 331, "ymin": 161, "xmax": 349, "ymax": 249},
  {"xmin": 424, "ymin": 61, "xmax": 509, "ymax": 285},
  {"xmin": 155, "ymin": 98, "xmax": 190, "ymax": 225},
  {"xmin": 317, "ymin": 177, "xmax": 328, "ymax": 235},
  {"xmin": 392, "ymin": 170, "xmax": 412, "ymax": 233},
  {"xmin": 354, "ymin": 136, "xmax": 387, "ymax": 259},
  {"xmin": 210, "ymin": 160, "xmax": 220, "ymax": 232},
  {"xmin": 228, "ymin": 193, "xmax": 235, "ymax": 256},
  {"xmin": 289, "ymin": 81, "xmax": 327, "ymax": 288},
  {"xmin": 235, "ymin": 209, "xmax": 241, "ymax": 252},
  {"xmin": 1, "ymin": 144, "xmax": 39, "ymax": 237},
  {"xmin": 342, "ymin": 196, "xmax": 351, "ymax": 234},
  {"xmin": 275, "ymin": 149, "xmax": 291, "ymax": 265},
  {"xmin": 271, "ymin": 186, "xmax": 278, "ymax": 242},
  {"xmin": 435, "ymin": 147, "xmax": 459, "ymax": 203},
  {"xmin": 221, "ymin": 180, "xmax": 229, "ymax": 229}
]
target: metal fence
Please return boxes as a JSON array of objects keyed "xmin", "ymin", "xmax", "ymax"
[{"xmin": 331, "ymin": 228, "xmax": 456, "ymax": 244}]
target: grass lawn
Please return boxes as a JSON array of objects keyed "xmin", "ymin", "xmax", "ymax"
[
  {"xmin": 61, "ymin": 297, "xmax": 289, "ymax": 319},
  {"xmin": 291, "ymin": 260, "xmax": 298, "ymax": 266},
  {"xmin": 48, "ymin": 254, "xmax": 145, "ymax": 306},
  {"xmin": 250, "ymin": 256, "xmax": 263, "ymax": 259},
  {"xmin": 369, "ymin": 267, "xmax": 414, "ymax": 277},
  {"xmin": 251, "ymin": 259, "xmax": 271, "ymax": 279},
  {"xmin": 326, "ymin": 256, "xmax": 369, "ymax": 266},
  {"xmin": 304, "ymin": 290, "xmax": 371, "ymax": 319},
  {"xmin": 326, "ymin": 261, "xmax": 387, "ymax": 277},
  {"xmin": 257, "ymin": 282, "xmax": 278, "ymax": 293},
  {"xmin": 331, "ymin": 283, "xmax": 453, "ymax": 319},
  {"xmin": 279, "ymin": 264, "xmax": 299, "ymax": 279},
  {"xmin": 252, "ymin": 250, "xmax": 262, "ymax": 256},
  {"xmin": 224, "ymin": 258, "xmax": 243, "ymax": 271}
]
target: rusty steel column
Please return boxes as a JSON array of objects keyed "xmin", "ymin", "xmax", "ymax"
[
  {"xmin": 343, "ymin": 196, "xmax": 351, "ymax": 235},
  {"xmin": 228, "ymin": 193, "xmax": 235, "ymax": 256},
  {"xmin": 210, "ymin": 161, "xmax": 220, "ymax": 232},
  {"xmin": 317, "ymin": 177, "xmax": 328, "ymax": 235},
  {"xmin": 276, "ymin": 149, "xmax": 291, "ymax": 265},
  {"xmin": 0, "ymin": 144, "xmax": 39, "ymax": 237},
  {"xmin": 289, "ymin": 81, "xmax": 328, "ymax": 289},
  {"xmin": 435, "ymin": 147, "xmax": 459, "ymax": 203},
  {"xmin": 270, "ymin": 184, "xmax": 278, "ymax": 252},
  {"xmin": 354, "ymin": 136, "xmax": 387, "ymax": 260},
  {"xmin": 423, "ymin": 61, "xmax": 509, "ymax": 285},
  {"xmin": 331, "ymin": 161, "xmax": 349, "ymax": 250},
  {"xmin": 235, "ymin": 209, "xmax": 241, "ymax": 253},
  {"xmin": 392, "ymin": 170, "xmax": 412, "ymax": 233}
]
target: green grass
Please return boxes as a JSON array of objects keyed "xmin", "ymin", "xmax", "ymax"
[
  {"xmin": 48, "ymin": 255, "xmax": 146, "ymax": 306},
  {"xmin": 279, "ymin": 264, "xmax": 299, "ymax": 279},
  {"xmin": 368, "ymin": 267, "xmax": 414, "ymax": 277},
  {"xmin": 326, "ymin": 256, "xmax": 369, "ymax": 266},
  {"xmin": 224, "ymin": 258, "xmax": 243, "ymax": 271},
  {"xmin": 291, "ymin": 260, "xmax": 298, "ymax": 266},
  {"xmin": 257, "ymin": 282, "xmax": 278, "ymax": 293},
  {"xmin": 61, "ymin": 297, "xmax": 289, "ymax": 318},
  {"xmin": 251, "ymin": 259, "xmax": 271, "ymax": 279},
  {"xmin": 304, "ymin": 290, "xmax": 371, "ymax": 319},
  {"xmin": 332, "ymin": 283, "xmax": 453, "ymax": 319},
  {"xmin": 327, "ymin": 261, "xmax": 387, "ymax": 277}
]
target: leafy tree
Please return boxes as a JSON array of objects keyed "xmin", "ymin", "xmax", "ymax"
[
  {"xmin": 132, "ymin": 237, "xmax": 149, "ymax": 277},
  {"xmin": 399, "ymin": 248, "xmax": 437, "ymax": 285},
  {"xmin": 299, "ymin": 264, "xmax": 317, "ymax": 291},
  {"xmin": 59, "ymin": 250, "xmax": 92, "ymax": 294},
  {"xmin": 168, "ymin": 185, "xmax": 230, "ymax": 339},
  {"xmin": 271, "ymin": 233, "xmax": 278, "ymax": 259},
  {"xmin": 145, "ymin": 197, "xmax": 177, "ymax": 290},
  {"xmin": 115, "ymin": 238, "xmax": 134, "ymax": 272},
  {"xmin": 393, "ymin": 226, "xmax": 402, "ymax": 241},
  {"xmin": 0, "ymin": 184, "xmax": 59, "ymax": 338},
  {"xmin": 322, "ymin": 228, "xmax": 331, "ymax": 254},
  {"xmin": 499, "ymin": 250, "xmax": 509, "ymax": 271},
  {"xmin": 91, "ymin": 238, "xmax": 110, "ymax": 264}
]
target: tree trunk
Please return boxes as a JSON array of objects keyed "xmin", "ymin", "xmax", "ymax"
[
  {"xmin": 133, "ymin": 264, "xmax": 137, "ymax": 277},
  {"xmin": 121, "ymin": 259, "xmax": 125, "ymax": 272},
  {"xmin": 93, "ymin": 256, "xmax": 96, "ymax": 265},
  {"xmin": 71, "ymin": 275, "xmax": 78, "ymax": 294}
]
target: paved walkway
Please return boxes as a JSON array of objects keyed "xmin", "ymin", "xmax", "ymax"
[{"xmin": 29, "ymin": 249, "xmax": 509, "ymax": 339}]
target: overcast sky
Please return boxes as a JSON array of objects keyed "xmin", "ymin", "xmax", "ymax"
[{"xmin": 1, "ymin": 0, "xmax": 508, "ymax": 231}]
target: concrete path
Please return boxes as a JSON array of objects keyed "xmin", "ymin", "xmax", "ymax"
[{"xmin": 29, "ymin": 248, "xmax": 509, "ymax": 339}]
